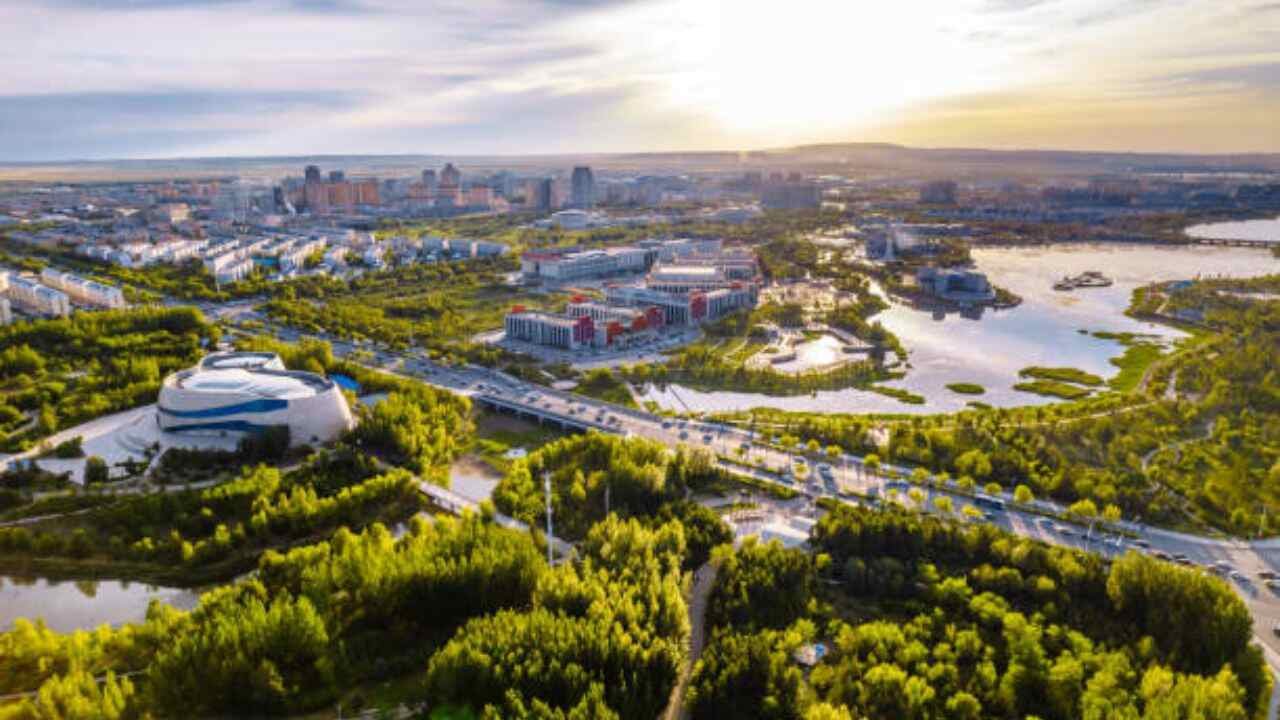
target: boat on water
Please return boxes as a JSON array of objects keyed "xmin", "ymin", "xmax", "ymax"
[
  {"xmin": 1075, "ymin": 271, "xmax": 1113, "ymax": 287},
  {"xmin": 1054, "ymin": 271, "xmax": 1113, "ymax": 291}
]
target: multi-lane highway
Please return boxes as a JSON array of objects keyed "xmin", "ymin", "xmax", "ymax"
[{"xmin": 222, "ymin": 315, "xmax": 1280, "ymax": 681}]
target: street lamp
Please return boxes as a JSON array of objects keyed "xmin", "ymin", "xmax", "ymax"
[{"xmin": 544, "ymin": 471, "xmax": 553, "ymax": 566}]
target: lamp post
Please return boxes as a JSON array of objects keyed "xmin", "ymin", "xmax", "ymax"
[{"xmin": 544, "ymin": 471, "xmax": 553, "ymax": 566}]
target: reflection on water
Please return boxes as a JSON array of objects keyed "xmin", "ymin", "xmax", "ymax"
[
  {"xmin": 1185, "ymin": 216, "xmax": 1280, "ymax": 243},
  {"xmin": 639, "ymin": 244, "xmax": 1279, "ymax": 415},
  {"xmin": 770, "ymin": 335, "xmax": 846, "ymax": 374},
  {"xmin": 0, "ymin": 575, "xmax": 199, "ymax": 633}
]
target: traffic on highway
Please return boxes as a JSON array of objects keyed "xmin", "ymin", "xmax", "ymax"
[{"xmin": 222, "ymin": 311, "xmax": 1280, "ymax": 669}]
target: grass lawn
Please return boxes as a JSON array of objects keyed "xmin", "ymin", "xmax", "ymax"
[
  {"xmin": 572, "ymin": 368, "xmax": 638, "ymax": 408},
  {"xmin": 1017, "ymin": 366, "xmax": 1104, "ymax": 386},
  {"xmin": 1012, "ymin": 380, "xmax": 1093, "ymax": 400},
  {"xmin": 1108, "ymin": 342, "xmax": 1165, "ymax": 392},
  {"xmin": 470, "ymin": 411, "xmax": 568, "ymax": 473}
]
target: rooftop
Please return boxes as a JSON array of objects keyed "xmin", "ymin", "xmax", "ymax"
[{"xmin": 173, "ymin": 367, "xmax": 329, "ymax": 399}]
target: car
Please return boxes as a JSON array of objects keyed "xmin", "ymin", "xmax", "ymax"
[
  {"xmin": 702, "ymin": 434, "xmax": 713, "ymax": 443},
  {"xmin": 1259, "ymin": 570, "xmax": 1278, "ymax": 580},
  {"xmin": 1267, "ymin": 580, "xmax": 1280, "ymax": 593},
  {"xmin": 1057, "ymin": 525, "xmax": 1075, "ymax": 536},
  {"xmin": 1153, "ymin": 551, "xmax": 1172, "ymax": 560},
  {"xmin": 679, "ymin": 431, "xmax": 688, "ymax": 440},
  {"xmin": 1037, "ymin": 517, "xmax": 1055, "ymax": 528},
  {"xmin": 662, "ymin": 421, "xmax": 672, "ymax": 429},
  {"xmin": 1132, "ymin": 539, "xmax": 1150, "ymax": 549}
]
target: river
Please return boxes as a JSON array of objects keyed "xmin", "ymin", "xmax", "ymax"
[
  {"xmin": 1185, "ymin": 215, "xmax": 1280, "ymax": 243},
  {"xmin": 0, "ymin": 575, "xmax": 199, "ymax": 633},
  {"xmin": 638, "ymin": 243, "xmax": 1278, "ymax": 415}
]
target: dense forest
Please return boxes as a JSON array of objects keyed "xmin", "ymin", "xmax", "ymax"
[
  {"xmin": 491, "ymin": 432, "xmax": 733, "ymax": 564},
  {"xmin": 0, "ymin": 513, "xmax": 547, "ymax": 718},
  {"xmin": 0, "ymin": 306, "xmax": 216, "ymax": 451},
  {"xmin": 689, "ymin": 503, "xmax": 1270, "ymax": 719},
  {"xmin": 0, "ymin": 511, "xmax": 699, "ymax": 719}
]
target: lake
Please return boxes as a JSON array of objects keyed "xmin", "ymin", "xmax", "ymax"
[
  {"xmin": 1185, "ymin": 215, "xmax": 1280, "ymax": 243},
  {"xmin": 638, "ymin": 244, "xmax": 1278, "ymax": 415},
  {"xmin": 0, "ymin": 575, "xmax": 199, "ymax": 633}
]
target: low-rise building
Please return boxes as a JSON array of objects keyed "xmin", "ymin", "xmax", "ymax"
[
  {"xmin": 6, "ymin": 275, "xmax": 70, "ymax": 317},
  {"xmin": 214, "ymin": 257, "xmax": 255, "ymax": 284},
  {"xmin": 916, "ymin": 267, "xmax": 995, "ymax": 303},
  {"xmin": 0, "ymin": 297, "xmax": 11, "ymax": 326},
  {"xmin": 520, "ymin": 246, "xmax": 650, "ymax": 282},
  {"xmin": 39, "ymin": 268, "xmax": 125, "ymax": 308},
  {"xmin": 504, "ymin": 307, "xmax": 594, "ymax": 350}
]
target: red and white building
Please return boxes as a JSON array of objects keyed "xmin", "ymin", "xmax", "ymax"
[{"xmin": 504, "ymin": 307, "xmax": 594, "ymax": 350}]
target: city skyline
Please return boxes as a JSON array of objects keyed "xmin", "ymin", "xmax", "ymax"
[{"xmin": 0, "ymin": 0, "xmax": 1278, "ymax": 162}]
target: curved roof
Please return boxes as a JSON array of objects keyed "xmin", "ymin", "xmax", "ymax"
[
  {"xmin": 200, "ymin": 351, "xmax": 284, "ymax": 371},
  {"xmin": 170, "ymin": 366, "xmax": 331, "ymax": 399}
]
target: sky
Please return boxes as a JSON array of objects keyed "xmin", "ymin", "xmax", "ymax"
[{"xmin": 0, "ymin": 0, "xmax": 1278, "ymax": 161}]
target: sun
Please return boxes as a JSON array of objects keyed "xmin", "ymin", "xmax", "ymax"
[{"xmin": 570, "ymin": 0, "xmax": 1014, "ymax": 145}]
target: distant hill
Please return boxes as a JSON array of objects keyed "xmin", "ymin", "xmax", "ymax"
[
  {"xmin": 1, "ymin": 142, "xmax": 1277, "ymax": 183},
  {"xmin": 762, "ymin": 142, "xmax": 1280, "ymax": 177}
]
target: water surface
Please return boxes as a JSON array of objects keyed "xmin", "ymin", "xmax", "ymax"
[
  {"xmin": 0, "ymin": 575, "xmax": 199, "ymax": 633},
  {"xmin": 639, "ymin": 244, "xmax": 1277, "ymax": 415},
  {"xmin": 1185, "ymin": 216, "xmax": 1280, "ymax": 243}
]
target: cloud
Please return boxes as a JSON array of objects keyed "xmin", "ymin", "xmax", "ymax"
[
  {"xmin": 979, "ymin": 0, "xmax": 1055, "ymax": 12},
  {"xmin": 0, "ymin": 91, "xmax": 365, "ymax": 160},
  {"xmin": 1165, "ymin": 62, "xmax": 1280, "ymax": 91},
  {"xmin": 36, "ymin": 0, "xmax": 380, "ymax": 11}
]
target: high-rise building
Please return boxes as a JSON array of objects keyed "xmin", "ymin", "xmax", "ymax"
[
  {"xmin": 422, "ymin": 169, "xmax": 437, "ymax": 195},
  {"xmin": 304, "ymin": 165, "xmax": 327, "ymax": 212},
  {"xmin": 436, "ymin": 163, "xmax": 463, "ymax": 207},
  {"xmin": 919, "ymin": 180, "xmax": 958, "ymax": 205},
  {"xmin": 571, "ymin": 166, "xmax": 595, "ymax": 209},
  {"xmin": 299, "ymin": 165, "xmax": 379, "ymax": 213},
  {"xmin": 533, "ymin": 178, "xmax": 554, "ymax": 213},
  {"xmin": 440, "ymin": 163, "xmax": 461, "ymax": 188}
]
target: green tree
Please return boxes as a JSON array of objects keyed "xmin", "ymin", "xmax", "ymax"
[
  {"xmin": 83, "ymin": 456, "xmax": 110, "ymax": 485},
  {"xmin": 1014, "ymin": 484, "xmax": 1034, "ymax": 505}
]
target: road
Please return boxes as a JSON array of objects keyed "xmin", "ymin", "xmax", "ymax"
[{"xmin": 210, "ymin": 315, "xmax": 1280, "ymax": 692}]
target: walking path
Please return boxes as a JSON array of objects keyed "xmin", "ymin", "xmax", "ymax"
[{"xmin": 661, "ymin": 560, "xmax": 719, "ymax": 720}]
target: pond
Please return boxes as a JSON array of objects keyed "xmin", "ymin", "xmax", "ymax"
[
  {"xmin": 1184, "ymin": 215, "xmax": 1280, "ymax": 243},
  {"xmin": 638, "ymin": 243, "xmax": 1278, "ymax": 416},
  {"xmin": 0, "ymin": 575, "xmax": 199, "ymax": 633},
  {"xmin": 329, "ymin": 373, "xmax": 361, "ymax": 392}
]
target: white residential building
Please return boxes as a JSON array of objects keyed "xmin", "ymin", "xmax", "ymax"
[
  {"xmin": 322, "ymin": 247, "xmax": 348, "ymax": 266},
  {"xmin": 7, "ymin": 275, "xmax": 70, "ymax": 317},
  {"xmin": 214, "ymin": 257, "xmax": 255, "ymax": 284},
  {"xmin": 39, "ymin": 268, "xmax": 126, "ymax": 308},
  {"xmin": 0, "ymin": 298, "xmax": 11, "ymax": 326}
]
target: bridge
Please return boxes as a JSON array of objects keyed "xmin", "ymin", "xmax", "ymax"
[
  {"xmin": 416, "ymin": 479, "xmax": 575, "ymax": 561},
  {"xmin": 473, "ymin": 392, "xmax": 625, "ymax": 435}
]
